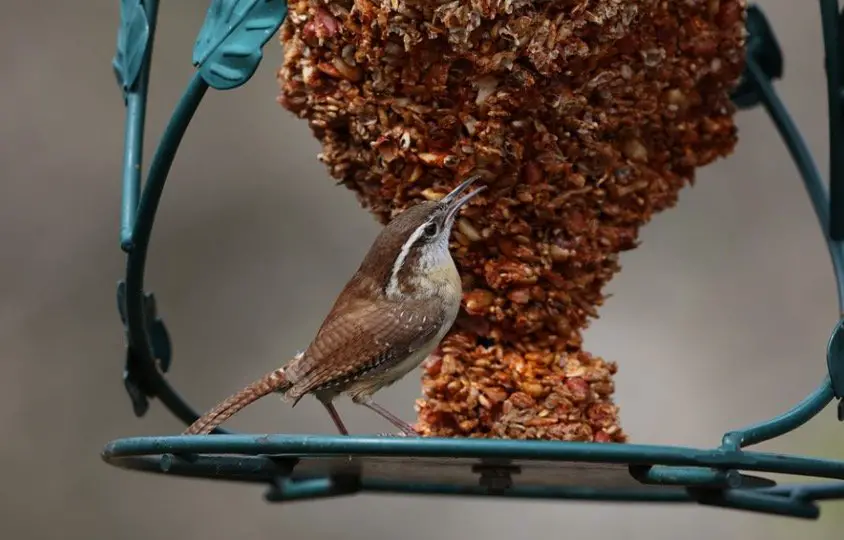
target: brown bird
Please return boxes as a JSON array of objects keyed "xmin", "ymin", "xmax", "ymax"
[{"xmin": 184, "ymin": 175, "xmax": 486, "ymax": 436}]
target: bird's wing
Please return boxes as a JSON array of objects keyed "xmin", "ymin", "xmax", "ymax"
[{"xmin": 286, "ymin": 297, "xmax": 445, "ymax": 401}]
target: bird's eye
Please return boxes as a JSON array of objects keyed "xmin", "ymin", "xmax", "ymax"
[{"xmin": 423, "ymin": 222, "xmax": 438, "ymax": 237}]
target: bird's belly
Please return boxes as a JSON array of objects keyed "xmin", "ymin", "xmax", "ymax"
[
  {"xmin": 344, "ymin": 341, "xmax": 437, "ymax": 402},
  {"xmin": 387, "ymin": 342, "xmax": 438, "ymax": 383}
]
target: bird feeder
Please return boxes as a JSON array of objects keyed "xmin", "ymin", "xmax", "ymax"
[{"xmin": 103, "ymin": 0, "xmax": 844, "ymax": 519}]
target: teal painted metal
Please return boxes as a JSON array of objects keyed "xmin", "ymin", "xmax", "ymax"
[
  {"xmin": 114, "ymin": 0, "xmax": 155, "ymax": 250},
  {"xmin": 121, "ymin": 73, "xmax": 209, "ymax": 421},
  {"xmin": 820, "ymin": 0, "xmax": 844, "ymax": 240},
  {"xmin": 739, "ymin": 42, "xmax": 844, "ymax": 306},
  {"xmin": 113, "ymin": 0, "xmax": 150, "ymax": 96},
  {"xmin": 828, "ymin": 320, "xmax": 844, "ymax": 409},
  {"xmin": 101, "ymin": 434, "xmax": 843, "ymax": 519},
  {"xmin": 720, "ymin": 377, "xmax": 835, "ymax": 451},
  {"xmin": 731, "ymin": 5, "xmax": 782, "ymax": 111},
  {"xmin": 627, "ymin": 465, "xmax": 769, "ymax": 489},
  {"xmin": 105, "ymin": 1, "xmax": 844, "ymax": 518},
  {"xmin": 193, "ymin": 0, "xmax": 288, "ymax": 90}
]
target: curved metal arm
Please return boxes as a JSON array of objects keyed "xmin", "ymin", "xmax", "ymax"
[
  {"xmin": 818, "ymin": 0, "xmax": 844, "ymax": 409},
  {"xmin": 742, "ymin": 57, "xmax": 844, "ymax": 295},
  {"xmin": 114, "ymin": 0, "xmax": 287, "ymax": 430},
  {"xmin": 123, "ymin": 72, "xmax": 212, "ymax": 428},
  {"xmin": 719, "ymin": 8, "xmax": 844, "ymax": 448}
]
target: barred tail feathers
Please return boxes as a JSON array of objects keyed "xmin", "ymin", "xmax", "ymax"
[{"xmin": 183, "ymin": 367, "xmax": 291, "ymax": 435}]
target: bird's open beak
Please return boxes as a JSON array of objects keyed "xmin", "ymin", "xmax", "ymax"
[{"xmin": 441, "ymin": 175, "xmax": 486, "ymax": 221}]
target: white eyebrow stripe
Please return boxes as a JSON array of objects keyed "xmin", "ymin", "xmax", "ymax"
[{"xmin": 385, "ymin": 220, "xmax": 429, "ymax": 298}]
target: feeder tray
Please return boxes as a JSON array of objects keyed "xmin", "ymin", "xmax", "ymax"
[{"xmin": 103, "ymin": 0, "xmax": 844, "ymax": 520}]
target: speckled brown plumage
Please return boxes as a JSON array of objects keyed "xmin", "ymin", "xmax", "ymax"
[
  {"xmin": 183, "ymin": 367, "xmax": 289, "ymax": 435},
  {"xmin": 285, "ymin": 294, "xmax": 448, "ymax": 403}
]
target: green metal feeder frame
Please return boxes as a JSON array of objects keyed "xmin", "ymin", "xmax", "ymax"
[{"xmin": 102, "ymin": 0, "xmax": 844, "ymax": 520}]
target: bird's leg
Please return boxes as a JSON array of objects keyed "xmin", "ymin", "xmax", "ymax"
[
  {"xmin": 320, "ymin": 400, "xmax": 350, "ymax": 435},
  {"xmin": 359, "ymin": 399, "xmax": 419, "ymax": 437}
]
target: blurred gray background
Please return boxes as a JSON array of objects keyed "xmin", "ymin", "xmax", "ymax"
[{"xmin": 2, "ymin": 0, "xmax": 843, "ymax": 538}]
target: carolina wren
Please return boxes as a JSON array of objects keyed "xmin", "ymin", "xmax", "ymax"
[{"xmin": 184, "ymin": 175, "xmax": 486, "ymax": 436}]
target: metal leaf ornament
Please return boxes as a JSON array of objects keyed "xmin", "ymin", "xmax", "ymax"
[
  {"xmin": 730, "ymin": 5, "xmax": 783, "ymax": 110},
  {"xmin": 193, "ymin": 0, "xmax": 288, "ymax": 90},
  {"xmin": 116, "ymin": 281, "xmax": 173, "ymax": 417},
  {"xmin": 112, "ymin": 0, "xmax": 150, "ymax": 100}
]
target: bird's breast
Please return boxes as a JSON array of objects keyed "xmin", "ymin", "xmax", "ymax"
[{"xmin": 425, "ymin": 261, "xmax": 461, "ymax": 296}]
